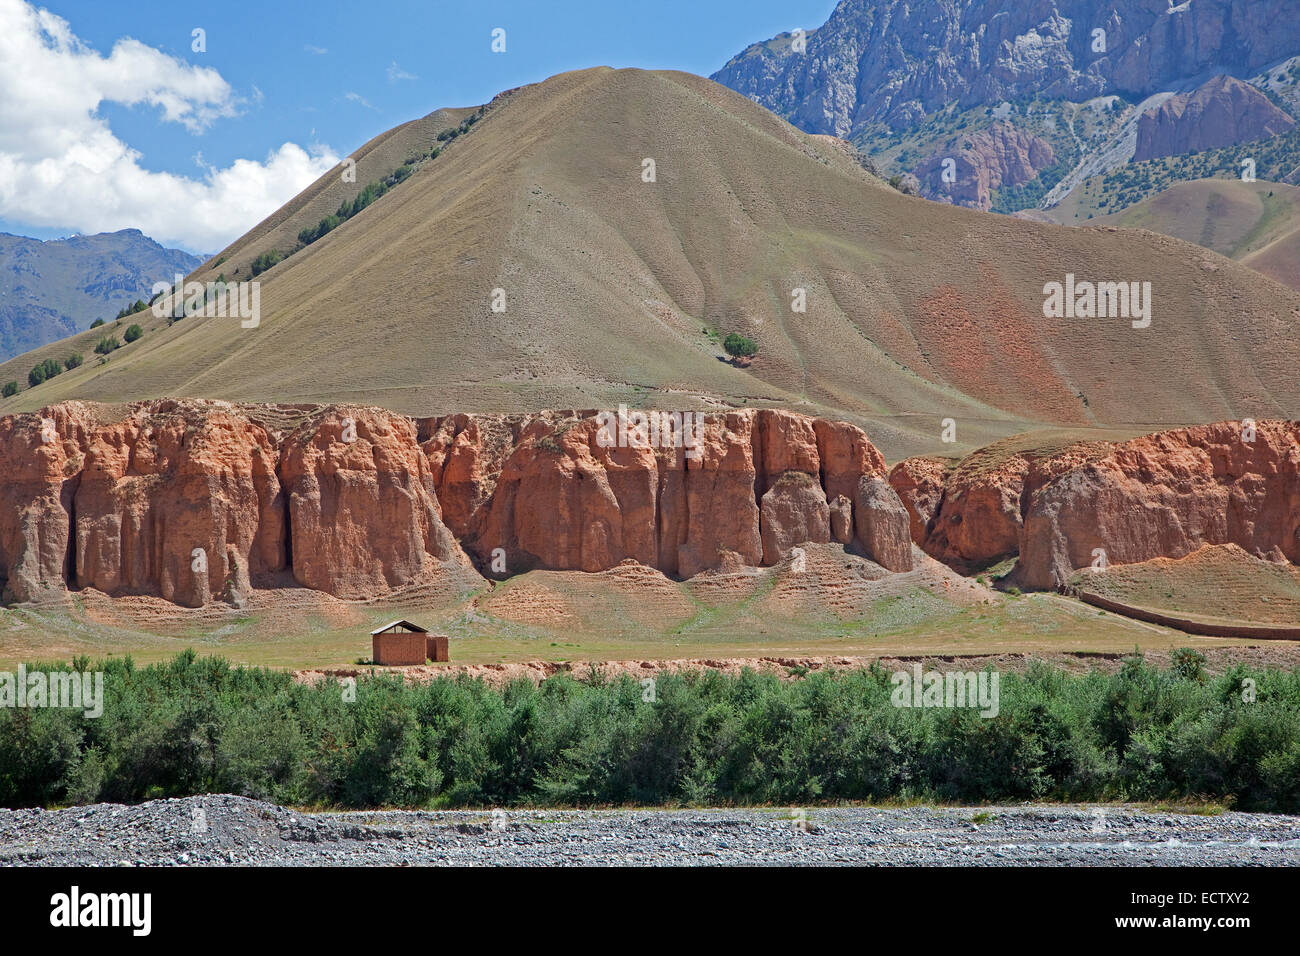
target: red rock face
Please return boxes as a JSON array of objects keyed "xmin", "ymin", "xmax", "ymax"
[
  {"xmin": 890, "ymin": 436, "xmax": 1125, "ymax": 572},
  {"xmin": 6, "ymin": 400, "xmax": 1290, "ymax": 608},
  {"xmin": 0, "ymin": 400, "xmax": 476, "ymax": 606},
  {"xmin": 0, "ymin": 403, "xmax": 95, "ymax": 602},
  {"xmin": 814, "ymin": 418, "xmax": 887, "ymax": 503},
  {"xmin": 854, "ymin": 476, "xmax": 913, "ymax": 572},
  {"xmin": 420, "ymin": 407, "xmax": 909, "ymax": 578},
  {"xmin": 761, "ymin": 472, "xmax": 831, "ymax": 564},
  {"xmin": 280, "ymin": 407, "xmax": 472, "ymax": 599},
  {"xmin": 1133, "ymin": 75, "xmax": 1296, "ymax": 163},
  {"xmin": 419, "ymin": 412, "xmax": 527, "ymax": 546},
  {"xmin": 828, "ymin": 495, "xmax": 854, "ymax": 544},
  {"xmin": 1019, "ymin": 421, "xmax": 1300, "ymax": 589},
  {"xmin": 0, "ymin": 401, "xmax": 907, "ymax": 605},
  {"xmin": 888, "ymin": 456, "xmax": 950, "ymax": 547},
  {"xmin": 422, "ymin": 408, "xmax": 889, "ymax": 578},
  {"xmin": 476, "ymin": 416, "xmax": 663, "ymax": 574},
  {"xmin": 891, "ymin": 422, "xmax": 1300, "ymax": 590},
  {"xmin": 73, "ymin": 401, "xmax": 284, "ymax": 608},
  {"xmin": 923, "ymin": 454, "xmax": 1031, "ymax": 571},
  {"xmin": 673, "ymin": 411, "xmax": 765, "ymax": 577},
  {"xmin": 911, "ymin": 122, "xmax": 1057, "ymax": 211}
]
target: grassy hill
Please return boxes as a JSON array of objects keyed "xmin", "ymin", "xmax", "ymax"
[
  {"xmin": 1086, "ymin": 178, "xmax": 1300, "ymax": 291},
  {"xmin": 1048, "ymin": 124, "xmax": 1300, "ymax": 225},
  {"xmin": 2, "ymin": 68, "xmax": 1298, "ymax": 460},
  {"xmin": 1069, "ymin": 544, "xmax": 1300, "ymax": 627}
]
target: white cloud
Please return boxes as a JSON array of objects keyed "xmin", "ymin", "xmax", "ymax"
[
  {"xmin": 304, "ymin": 44, "xmax": 328, "ymax": 55},
  {"xmin": 344, "ymin": 91, "xmax": 377, "ymax": 110},
  {"xmin": 0, "ymin": 0, "xmax": 340, "ymax": 252},
  {"xmin": 387, "ymin": 61, "xmax": 417, "ymax": 83}
]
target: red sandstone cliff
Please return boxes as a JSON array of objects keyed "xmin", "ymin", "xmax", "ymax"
[
  {"xmin": 1019, "ymin": 421, "xmax": 1300, "ymax": 589},
  {"xmin": 891, "ymin": 421, "xmax": 1300, "ymax": 589},
  {"xmin": 280, "ymin": 407, "xmax": 472, "ymax": 600},
  {"xmin": 74, "ymin": 400, "xmax": 285, "ymax": 607},
  {"xmin": 3, "ymin": 401, "xmax": 1293, "ymax": 608},
  {"xmin": 0, "ymin": 402, "xmax": 913, "ymax": 606},
  {"xmin": 0, "ymin": 402, "xmax": 93, "ymax": 603},
  {"xmin": 419, "ymin": 408, "xmax": 909, "ymax": 578},
  {"xmin": 911, "ymin": 122, "xmax": 1057, "ymax": 211}
]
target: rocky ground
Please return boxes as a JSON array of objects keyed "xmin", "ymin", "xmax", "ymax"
[
  {"xmin": 297, "ymin": 644, "xmax": 1300, "ymax": 688},
  {"xmin": 2, "ymin": 796, "xmax": 1297, "ymax": 866}
]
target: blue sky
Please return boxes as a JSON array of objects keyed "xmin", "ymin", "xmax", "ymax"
[{"xmin": 0, "ymin": 0, "xmax": 835, "ymax": 252}]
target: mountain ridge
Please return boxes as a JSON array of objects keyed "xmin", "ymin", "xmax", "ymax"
[
  {"xmin": 0, "ymin": 67, "xmax": 1296, "ymax": 461},
  {"xmin": 712, "ymin": 1, "xmax": 1300, "ymax": 217},
  {"xmin": 713, "ymin": 0, "xmax": 1300, "ymax": 139},
  {"xmin": 0, "ymin": 228, "xmax": 200, "ymax": 362}
]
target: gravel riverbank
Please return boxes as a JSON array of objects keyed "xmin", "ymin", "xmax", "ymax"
[{"xmin": 2, "ymin": 796, "xmax": 1297, "ymax": 866}]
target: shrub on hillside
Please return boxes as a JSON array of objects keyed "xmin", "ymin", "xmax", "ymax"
[
  {"xmin": 723, "ymin": 332, "xmax": 758, "ymax": 360},
  {"xmin": 94, "ymin": 335, "xmax": 121, "ymax": 355},
  {"xmin": 27, "ymin": 357, "xmax": 62, "ymax": 387},
  {"xmin": 123, "ymin": 324, "xmax": 143, "ymax": 344},
  {"xmin": 63, "ymin": 353, "xmax": 83, "ymax": 370},
  {"xmin": 250, "ymin": 250, "xmax": 285, "ymax": 276},
  {"xmin": 298, "ymin": 167, "xmax": 416, "ymax": 249},
  {"xmin": 1, "ymin": 381, "xmax": 17, "ymax": 397},
  {"xmin": 298, "ymin": 214, "xmax": 342, "ymax": 246}
]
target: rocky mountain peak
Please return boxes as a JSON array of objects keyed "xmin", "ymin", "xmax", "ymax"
[
  {"xmin": 713, "ymin": 0, "xmax": 1300, "ymax": 138},
  {"xmin": 1133, "ymin": 73, "xmax": 1296, "ymax": 161}
]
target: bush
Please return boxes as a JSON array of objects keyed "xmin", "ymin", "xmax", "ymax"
[
  {"xmin": 89, "ymin": 318, "xmax": 105, "ymax": 329},
  {"xmin": 63, "ymin": 353, "xmax": 83, "ymax": 370},
  {"xmin": 250, "ymin": 250, "xmax": 284, "ymax": 276},
  {"xmin": 299, "ymin": 167, "xmax": 416, "ymax": 249},
  {"xmin": 123, "ymin": 324, "xmax": 143, "ymax": 344},
  {"xmin": 27, "ymin": 357, "xmax": 62, "ymax": 387},
  {"xmin": 1172, "ymin": 647, "xmax": 1208, "ymax": 684},
  {"xmin": 94, "ymin": 336, "xmax": 121, "ymax": 355},
  {"xmin": 298, "ymin": 214, "xmax": 341, "ymax": 246},
  {"xmin": 1, "ymin": 381, "xmax": 17, "ymax": 397},
  {"xmin": 1, "ymin": 652, "xmax": 1298, "ymax": 811},
  {"xmin": 723, "ymin": 332, "xmax": 758, "ymax": 359}
]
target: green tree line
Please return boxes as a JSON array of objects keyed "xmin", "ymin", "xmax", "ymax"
[{"xmin": 1, "ymin": 651, "xmax": 1297, "ymax": 811}]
